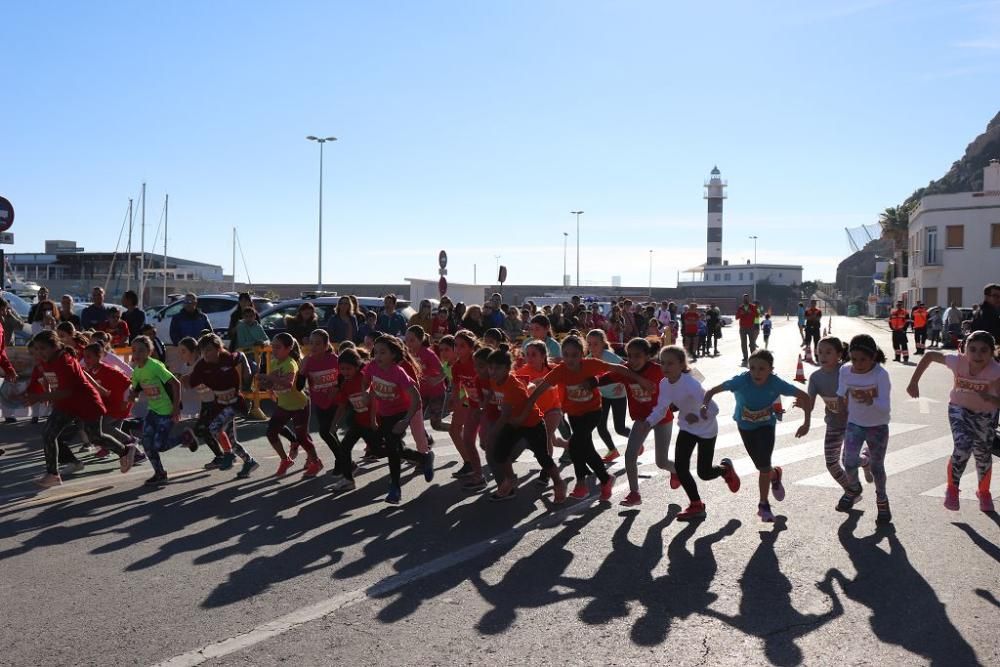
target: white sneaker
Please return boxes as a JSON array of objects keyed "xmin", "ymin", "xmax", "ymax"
[
  {"xmin": 119, "ymin": 444, "xmax": 137, "ymax": 474},
  {"xmin": 60, "ymin": 462, "xmax": 85, "ymax": 476},
  {"xmin": 35, "ymin": 473, "xmax": 63, "ymax": 488},
  {"xmin": 331, "ymin": 478, "xmax": 356, "ymax": 493}
]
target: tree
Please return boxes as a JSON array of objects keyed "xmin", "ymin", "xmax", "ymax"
[{"xmin": 878, "ymin": 205, "xmax": 910, "ymax": 247}]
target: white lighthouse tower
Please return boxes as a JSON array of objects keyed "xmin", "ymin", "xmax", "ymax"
[{"xmin": 704, "ymin": 166, "xmax": 726, "ymax": 266}]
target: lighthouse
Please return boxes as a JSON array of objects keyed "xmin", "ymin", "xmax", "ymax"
[{"xmin": 704, "ymin": 166, "xmax": 726, "ymax": 266}]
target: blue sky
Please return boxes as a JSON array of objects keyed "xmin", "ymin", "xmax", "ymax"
[{"xmin": 2, "ymin": 0, "xmax": 999, "ymax": 288}]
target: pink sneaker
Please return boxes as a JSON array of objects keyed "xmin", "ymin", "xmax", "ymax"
[
  {"xmin": 977, "ymin": 491, "xmax": 994, "ymax": 513},
  {"xmin": 599, "ymin": 477, "xmax": 615, "ymax": 501},
  {"xmin": 620, "ymin": 491, "xmax": 642, "ymax": 507},
  {"xmin": 943, "ymin": 484, "xmax": 960, "ymax": 511},
  {"xmin": 570, "ymin": 482, "xmax": 589, "ymax": 500},
  {"xmin": 276, "ymin": 458, "xmax": 295, "ymax": 477}
]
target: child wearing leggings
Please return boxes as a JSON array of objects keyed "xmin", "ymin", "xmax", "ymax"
[
  {"xmin": 262, "ymin": 332, "xmax": 322, "ymax": 478},
  {"xmin": 330, "ymin": 349, "xmax": 381, "ymax": 493},
  {"xmin": 641, "ymin": 345, "xmax": 739, "ymax": 520},
  {"xmin": 907, "ymin": 330, "xmax": 1000, "ymax": 514},
  {"xmin": 302, "ymin": 329, "xmax": 342, "ymax": 473},
  {"xmin": 837, "ymin": 335, "xmax": 892, "ymax": 523},
  {"xmin": 702, "ymin": 349, "xmax": 810, "ymax": 523}
]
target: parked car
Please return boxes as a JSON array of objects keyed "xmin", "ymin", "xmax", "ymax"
[
  {"xmin": 150, "ymin": 294, "xmax": 273, "ymax": 342},
  {"xmin": 258, "ymin": 297, "xmax": 415, "ymax": 340}
]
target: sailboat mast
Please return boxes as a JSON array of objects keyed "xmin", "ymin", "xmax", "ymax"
[
  {"xmin": 139, "ymin": 182, "xmax": 146, "ymax": 309},
  {"xmin": 126, "ymin": 198, "xmax": 133, "ymax": 294},
  {"xmin": 163, "ymin": 193, "xmax": 168, "ymax": 306},
  {"xmin": 232, "ymin": 227, "xmax": 236, "ymax": 292}
]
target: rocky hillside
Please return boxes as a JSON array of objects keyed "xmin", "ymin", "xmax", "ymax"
[{"xmin": 904, "ymin": 110, "xmax": 1000, "ymax": 206}]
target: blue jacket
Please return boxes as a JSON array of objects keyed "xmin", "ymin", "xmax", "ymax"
[
  {"xmin": 170, "ymin": 308, "xmax": 212, "ymax": 344},
  {"xmin": 326, "ymin": 314, "xmax": 360, "ymax": 344}
]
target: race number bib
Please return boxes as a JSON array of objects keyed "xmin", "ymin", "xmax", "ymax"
[
  {"xmin": 821, "ymin": 396, "xmax": 840, "ymax": 413},
  {"xmin": 43, "ymin": 372, "xmax": 59, "ymax": 392},
  {"xmin": 566, "ymin": 383, "xmax": 592, "ymax": 402},
  {"xmin": 349, "ymin": 392, "xmax": 369, "ymax": 412},
  {"xmin": 309, "ymin": 369, "xmax": 338, "ymax": 391},
  {"xmin": 214, "ymin": 388, "xmax": 237, "ymax": 405},
  {"xmin": 849, "ymin": 386, "xmax": 877, "ymax": 403},
  {"xmin": 629, "ymin": 383, "xmax": 654, "ymax": 403},
  {"xmin": 954, "ymin": 376, "xmax": 989, "ymax": 394},
  {"xmin": 371, "ymin": 377, "xmax": 398, "ymax": 402},
  {"xmin": 741, "ymin": 405, "xmax": 772, "ymax": 423}
]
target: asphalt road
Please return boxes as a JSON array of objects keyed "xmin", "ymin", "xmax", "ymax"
[{"xmin": 1, "ymin": 316, "xmax": 997, "ymax": 666}]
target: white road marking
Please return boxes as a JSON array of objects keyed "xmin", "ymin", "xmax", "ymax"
[
  {"xmin": 907, "ymin": 396, "xmax": 940, "ymax": 415},
  {"xmin": 796, "ymin": 433, "xmax": 953, "ymax": 488}
]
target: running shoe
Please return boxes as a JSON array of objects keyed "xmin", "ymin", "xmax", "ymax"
[
  {"xmin": 203, "ymin": 456, "xmax": 225, "ymax": 470},
  {"xmin": 78, "ymin": 443, "xmax": 95, "ymax": 454},
  {"xmin": 677, "ymin": 501, "xmax": 707, "ymax": 522},
  {"xmin": 462, "ymin": 476, "xmax": 487, "ymax": 492},
  {"xmin": 570, "ymin": 482, "xmax": 590, "ymax": 500},
  {"xmin": 219, "ymin": 452, "xmax": 237, "ymax": 471},
  {"xmin": 489, "ymin": 489, "xmax": 516, "ymax": 502},
  {"xmin": 144, "ymin": 471, "xmax": 168, "ymax": 486},
  {"xmin": 303, "ymin": 458, "xmax": 324, "ymax": 478},
  {"xmin": 534, "ymin": 469, "xmax": 549, "ymax": 487},
  {"xmin": 861, "ymin": 456, "xmax": 874, "ymax": 483},
  {"xmin": 276, "ymin": 458, "xmax": 295, "ymax": 477},
  {"xmin": 119, "ymin": 444, "xmax": 137, "ymax": 474},
  {"xmin": 423, "ymin": 451, "xmax": 436, "ymax": 482},
  {"xmin": 236, "ymin": 459, "xmax": 260, "ymax": 479},
  {"xmin": 552, "ymin": 480, "xmax": 567, "ymax": 504},
  {"xmin": 620, "ymin": 491, "xmax": 642, "ymax": 507},
  {"xmin": 288, "ymin": 443, "xmax": 300, "ymax": 461},
  {"xmin": 385, "ymin": 484, "xmax": 402, "ymax": 504},
  {"xmin": 602, "ymin": 449, "xmax": 621, "ymax": 463},
  {"xmin": 94, "ymin": 447, "xmax": 110, "ymax": 459},
  {"xmin": 835, "ymin": 490, "xmax": 863, "ymax": 513},
  {"xmin": 976, "ymin": 491, "xmax": 994, "ymax": 513},
  {"xmin": 134, "ymin": 451, "xmax": 147, "ymax": 465},
  {"xmin": 35, "ymin": 473, "xmax": 63, "ymax": 488},
  {"xmin": 669, "ymin": 472, "xmax": 681, "ymax": 490},
  {"xmin": 720, "ymin": 458, "xmax": 740, "ymax": 493},
  {"xmin": 599, "ymin": 477, "xmax": 615, "ymax": 501},
  {"xmin": 331, "ymin": 478, "xmax": 356, "ymax": 493},
  {"xmin": 876, "ymin": 499, "xmax": 892, "ymax": 524},
  {"xmin": 181, "ymin": 428, "xmax": 199, "ymax": 453},
  {"xmin": 757, "ymin": 502, "xmax": 775, "ymax": 523},
  {"xmin": 451, "ymin": 462, "xmax": 472, "ymax": 479},
  {"xmin": 943, "ymin": 484, "xmax": 960, "ymax": 511},
  {"xmin": 60, "ymin": 461, "xmax": 85, "ymax": 476},
  {"xmin": 360, "ymin": 453, "xmax": 380, "ymax": 464},
  {"xmin": 770, "ymin": 466, "xmax": 786, "ymax": 502}
]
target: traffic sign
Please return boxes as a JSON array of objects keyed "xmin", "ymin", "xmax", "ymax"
[
  {"xmin": 0, "ymin": 196, "xmax": 13, "ymax": 233},
  {"xmin": 438, "ymin": 250, "xmax": 448, "ymax": 269},
  {"xmin": 0, "ymin": 232, "xmax": 12, "ymax": 245},
  {"xmin": 498, "ymin": 265, "xmax": 507, "ymax": 284},
  {"xmin": 438, "ymin": 276, "xmax": 448, "ymax": 297}
]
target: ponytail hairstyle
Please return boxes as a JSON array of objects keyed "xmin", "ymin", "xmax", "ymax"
[
  {"xmin": 30, "ymin": 329, "xmax": 62, "ymax": 352},
  {"xmin": 454, "ymin": 328, "xmax": 478, "ymax": 349},
  {"xmin": 626, "ymin": 336, "xmax": 653, "ymax": 360},
  {"xmin": 56, "ymin": 321, "xmax": 76, "ymax": 336},
  {"xmin": 90, "ymin": 330, "xmax": 112, "ymax": 352},
  {"xmin": 483, "ymin": 328, "xmax": 508, "ymax": 347},
  {"xmin": 309, "ymin": 328, "xmax": 336, "ymax": 354},
  {"xmin": 473, "ymin": 346, "xmax": 493, "ymax": 363},
  {"xmin": 524, "ymin": 340, "xmax": 551, "ymax": 369},
  {"xmin": 273, "ymin": 332, "xmax": 302, "ymax": 361},
  {"xmin": 818, "ymin": 335, "xmax": 849, "ymax": 363},
  {"xmin": 373, "ymin": 334, "xmax": 421, "ymax": 381},
  {"xmin": 560, "ymin": 334, "xmax": 585, "ymax": 355},
  {"xmin": 338, "ymin": 347, "xmax": 363, "ymax": 369},
  {"xmin": 406, "ymin": 325, "xmax": 432, "ymax": 348},
  {"xmin": 178, "ymin": 337, "xmax": 198, "ymax": 355},
  {"xmin": 339, "ymin": 340, "xmax": 356, "ymax": 352},
  {"xmin": 487, "ymin": 343, "xmax": 514, "ymax": 370},
  {"xmin": 586, "ymin": 328, "xmax": 609, "ymax": 355},
  {"xmin": 131, "ymin": 335, "xmax": 154, "ymax": 355},
  {"xmin": 657, "ymin": 344, "xmax": 690, "ymax": 373},
  {"xmin": 847, "ymin": 334, "xmax": 886, "ymax": 365}
]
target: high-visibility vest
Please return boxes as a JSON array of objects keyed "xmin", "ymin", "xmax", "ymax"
[
  {"xmin": 889, "ymin": 309, "xmax": 908, "ymax": 331},
  {"xmin": 912, "ymin": 307, "xmax": 928, "ymax": 329}
]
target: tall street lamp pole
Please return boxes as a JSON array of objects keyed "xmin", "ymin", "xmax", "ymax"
[
  {"xmin": 571, "ymin": 211, "xmax": 584, "ymax": 287},
  {"xmin": 307, "ymin": 135, "xmax": 337, "ymax": 292},
  {"xmin": 749, "ymin": 235, "xmax": 759, "ymax": 302},
  {"xmin": 562, "ymin": 232, "xmax": 568, "ymax": 287},
  {"xmin": 648, "ymin": 249, "xmax": 653, "ymax": 298}
]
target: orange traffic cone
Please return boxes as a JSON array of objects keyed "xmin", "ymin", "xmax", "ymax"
[
  {"xmin": 773, "ymin": 397, "xmax": 784, "ymax": 421},
  {"xmin": 794, "ymin": 355, "xmax": 806, "ymax": 383}
]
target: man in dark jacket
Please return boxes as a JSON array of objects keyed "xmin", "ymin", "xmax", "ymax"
[
  {"xmin": 81, "ymin": 287, "xmax": 115, "ymax": 331},
  {"xmin": 169, "ymin": 293, "xmax": 212, "ymax": 344},
  {"xmin": 970, "ymin": 282, "xmax": 1000, "ymax": 341}
]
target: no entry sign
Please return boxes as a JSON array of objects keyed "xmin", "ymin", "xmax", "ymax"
[{"xmin": 0, "ymin": 197, "xmax": 13, "ymax": 233}]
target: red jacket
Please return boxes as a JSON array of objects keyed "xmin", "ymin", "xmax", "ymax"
[{"xmin": 736, "ymin": 304, "xmax": 758, "ymax": 328}]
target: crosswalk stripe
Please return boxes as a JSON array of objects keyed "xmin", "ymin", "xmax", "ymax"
[
  {"xmin": 920, "ymin": 477, "xmax": 999, "ymax": 499},
  {"xmin": 796, "ymin": 432, "xmax": 952, "ymax": 488},
  {"xmin": 730, "ymin": 423, "xmax": 927, "ymax": 478}
]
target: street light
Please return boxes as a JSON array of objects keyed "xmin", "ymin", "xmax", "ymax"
[
  {"xmin": 749, "ymin": 235, "xmax": 758, "ymax": 301},
  {"xmin": 571, "ymin": 211, "xmax": 584, "ymax": 287},
  {"xmin": 648, "ymin": 249, "xmax": 653, "ymax": 298},
  {"xmin": 562, "ymin": 232, "xmax": 568, "ymax": 287},
  {"xmin": 306, "ymin": 135, "xmax": 337, "ymax": 292}
]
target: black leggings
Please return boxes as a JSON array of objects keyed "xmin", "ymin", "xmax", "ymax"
[
  {"xmin": 596, "ymin": 396, "xmax": 630, "ymax": 450},
  {"xmin": 314, "ymin": 403, "xmax": 342, "ymax": 453},
  {"xmin": 804, "ymin": 324, "xmax": 821, "ymax": 351},
  {"xmin": 495, "ymin": 423, "xmax": 555, "ymax": 469},
  {"xmin": 739, "ymin": 425, "xmax": 776, "ymax": 471},
  {"xmin": 568, "ymin": 410, "xmax": 610, "ymax": 483},
  {"xmin": 674, "ymin": 430, "xmax": 724, "ymax": 502},
  {"xmin": 378, "ymin": 412, "xmax": 426, "ymax": 487}
]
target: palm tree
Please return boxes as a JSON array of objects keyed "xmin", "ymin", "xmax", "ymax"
[{"xmin": 878, "ymin": 205, "xmax": 910, "ymax": 247}]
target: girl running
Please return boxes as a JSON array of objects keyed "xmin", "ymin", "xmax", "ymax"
[
  {"xmin": 82, "ymin": 342, "xmax": 134, "ymax": 449},
  {"xmin": 702, "ymin": 349, "xmax": 811, "ymax": 522},
  {"xmin": 23, "ymin": 331, "xmax": 138, "ymax": 487},
  {"xmin": 366, "ymin": 335, "xmax": 435, "ymax": 504},
  {"xmin": 188, "ymin": 334, "xmax": 260, "ymax": 479},
  {"xmin": 467, "ymin": 346, "xmax": 496, "ymax": 491},
  {"xmin": 523, "ymin": 335, "xmax": 654, "ymax": 501},
  {"xmin": 448, "ymin": 330, "xmax": 484, "ymax": 483},
  {"xmin": 907, "ymin": 330, "xmax": 1000, "ymax": 513},
  {"xmin": 261, "ymin": 332, "xmax": 322, "ymax": 477},
  {"xmin": 176, "ymin": 337, "xmax": 236, "ymax": 468},
  {"xmin": 638, "ymin": 345, "xmax": 740, "ymax": 519},
  {"xmin": 125, "ymin": 335, "xmax": 182, "ymax": 486},
  {"xmin": 836, "ymin": 334, "xmax": 892, "ymax": 523},
  {"xmin": 485, "ymin": 345, "xmax": 567, "ymax": 503},
  {"xmin": 301, "ymin": 329, "xmax": 343, "ymax": 475},
  {"xmin": 332, "ymin": 348, "xmax": 380, "ymax": 492},
  {"xmin": 514, "ymin": 340, "xmax": 566, "ymax": 462},
  {"xmin": 586, "ymin": 329, "xmax": 630, "ymax": 463},
  {"xmin": 404, "ymin": 326, "xmax": 446, "ymax": 432},
  {"xmin": 522, "ymin": 315, "xmax": 562, "ymax": 361}
]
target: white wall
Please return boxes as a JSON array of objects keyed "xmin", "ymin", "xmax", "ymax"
[{"xmin": 406, "ymin": 277, "xmax": 485, "ymax": 306}]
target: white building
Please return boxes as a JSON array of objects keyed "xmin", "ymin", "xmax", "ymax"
[
  {"xmin": 678, "ymin": 261, "xmax": 803, "ymax": 288},
  {"xmin": 895, "ymin": 159, "xmax": 1000, "ymax": 308}
]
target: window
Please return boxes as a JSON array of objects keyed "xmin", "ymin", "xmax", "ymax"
[
  {"xmin": 922, "ymin": 287, "xmax": 938, "ymax": 307},
  {"xmin": 926, "ymin": 227, "xmax": 939, "ymax": 265},
  {"xmin": 946, "ymin": 225, "xmax": 964, "ymax": 249},
  {"xmin": 778, "ymin": 272, "xmax": 783, "ymax": 278},
  {"xmin": 992, "ymin": 223, "xmax": 1000, "ymax": 247},
  {"xmin": 947, "ymin": 287, "xmax": 963, "ymax": 307},
  {"xmin": 713, "ymin": 273, "xmax": 720, "ymax": 282},
  {"xmin": 724, "ymin": 273, "xmax": 731, "ymax": 282},
  {"xmin": 738, "ymin": 272, "xmax": 744, "ymax": 281},
  {"xmin": 198, "ymin": 298, "xmax": 238, "ymax": 314},
  {"xmin": 748, "ymin": 272, "xmax": 754, "ymax": 280}
]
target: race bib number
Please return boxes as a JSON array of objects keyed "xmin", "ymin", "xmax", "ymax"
[
  {"xmin": 849, "ymin": 386, "xmax": 877, "ymax": 403},
  {"xmin": 309, "ymin": 369, "xmax": 338, "ymax": 391},
  {"xmin": 43, "ymin": 371, "xmax": 59, "ymax": 392},
  {"xmin": 955, "ymin": 376, "xmax": 989, "ymax": 394},
  {"xmin": 141, "ymin": 382, "xmax": 162, "ymax": 399},
  {"xmin": 214, "ymin": 388, "xmax": 237, "ymax": 405},
  {"xmin": 196, "ymin": 385, "xmax": 214, "ymax": 401},
  {"xmin": 489, "ymin": 390, "xmax": 503, "ymax": 406},
  {"xmin": 741, "ymin": 405, "xmax": 772, "ymax": 423},
  {"xmin": 629, "ymin": 383, "xmax": 654, "ymax": 403},
  {"xmin": 371, "ymin": 377, "xmax": 398, "ymax": 402},
  {"xmin": 821, "ymin": 396, "xmax": 840, "ymax": 413},
  {"xmin": 566, "ymin": 383, "xmax": 592, "ymax": 402},
  {"xmin": 349, "ymin": 392, "xmax": 369, "ymax": 412}
]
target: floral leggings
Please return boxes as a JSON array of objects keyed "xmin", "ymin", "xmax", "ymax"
[
  {"xmin": 843, "ymin": 423, "xmax": 889, "ymax": 501},
  {"xmin": 947, "ymin": 404, "xmax": 994, "ymax": 494}
]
